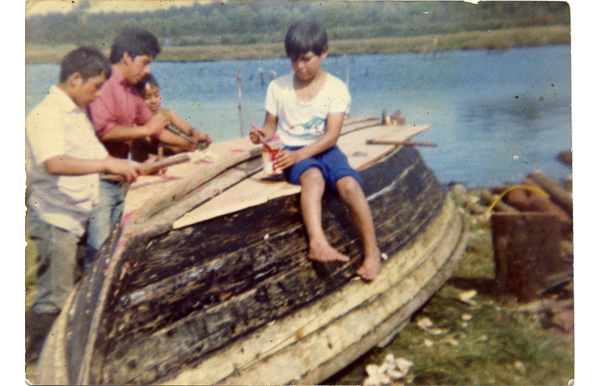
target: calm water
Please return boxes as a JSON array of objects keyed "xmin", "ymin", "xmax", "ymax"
[{"xmin": 25, "ymin": 44, "xmax": 571, "ymax": 187}]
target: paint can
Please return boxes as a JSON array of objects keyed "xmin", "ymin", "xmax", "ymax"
[{"xmin": 262, "ymin": 147, "xmax": 282, "ymax": 175}]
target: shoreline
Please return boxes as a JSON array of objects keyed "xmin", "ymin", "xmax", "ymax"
[{"xmin": 25, "ymin": 25, "xmax": 570, "ymax": 64}]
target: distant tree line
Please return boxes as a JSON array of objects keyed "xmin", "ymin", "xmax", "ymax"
[{"xmin": 26, "ymin": 1, "xmax": 570, "ymax": 48}]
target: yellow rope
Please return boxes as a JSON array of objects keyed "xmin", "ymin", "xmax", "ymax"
[{"xmin": 485, "ymin": 185, "xmax": 549, "ymax": 215}]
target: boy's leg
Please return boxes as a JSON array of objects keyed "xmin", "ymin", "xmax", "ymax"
[
  {"xmin": 85, "ymin": 179, "xmax": 125, "ymax": 270},
  {"xmin": 26, "ymin": 209, "xmax": 80, "ymax": 361},
  {"xmin": 336, "ymin": 176, "xmax": 381, "ymax": 280},
  {"xmin": 299, "ymin": 168, "xmax": 350, "ymax": 264}
]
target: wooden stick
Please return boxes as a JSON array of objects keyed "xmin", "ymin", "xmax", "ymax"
[
  {"xmin": 237, "ymin": 70, "xmax": 243, "ymax": 137},
  {"xmin": 528, "ymin": 169, "xmax": 573, "ymax": 215},
  {"xmin": 366, "ymin": 139, "xmax": 437, "ymax": 147},
  {"xmin": 101, "ymin": 153, "xmax": 191, "ymax": 181},
  {"xmin": 165, "ymin": 124, "xmax": 206, "ymax": 150},
  {"xmin": 480, "ymin": 189, "xmax": 519, "ymax": 213},
  {"xmin": 450, "ymin": 184, "xmax": 487, "ymax": 215}
]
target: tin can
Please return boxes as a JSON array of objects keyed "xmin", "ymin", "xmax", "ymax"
[{"xmin": 262, "ymin": 147, "xmax": 282, "ymax": 175}]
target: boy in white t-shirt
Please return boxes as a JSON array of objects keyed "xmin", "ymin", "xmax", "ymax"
[
  {"xmin": 250, "ymin": 21, "xmax": 380, "ymax": 281},
  {"xmin": 25, "ymin": 47, "xmax": 142, "ymax": 362}
]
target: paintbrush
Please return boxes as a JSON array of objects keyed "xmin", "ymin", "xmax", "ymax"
[{"xmin": 165, "ymin": 125, "xmax": 207, "ymax": 151}]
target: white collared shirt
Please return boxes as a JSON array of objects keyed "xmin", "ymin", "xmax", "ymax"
[{"xmin": 26, "ymin": 85, "xmax": 108, "ymax": 236}]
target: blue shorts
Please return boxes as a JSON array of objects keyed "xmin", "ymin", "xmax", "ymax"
[{"xmin": 283, "ymin": 145, "xmax": 362, "ymax": 193}]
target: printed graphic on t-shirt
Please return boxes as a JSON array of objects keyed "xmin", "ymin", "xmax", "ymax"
[{"xmin": 286, "ymin": 117, "xmax": 326, "ymax": 140}]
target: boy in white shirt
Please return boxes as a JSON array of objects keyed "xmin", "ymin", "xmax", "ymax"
[
  {"xmin": 25, "ymin": 47, "xmax": 142, "ymax": 362},
  {"xmin": 250, "ymin": 21, "xmax": 380, "ymax": 280}
]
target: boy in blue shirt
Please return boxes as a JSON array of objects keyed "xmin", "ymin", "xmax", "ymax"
[{"xmin": 250, "ymin": 21, "xmax": 380, "ymax": 280}]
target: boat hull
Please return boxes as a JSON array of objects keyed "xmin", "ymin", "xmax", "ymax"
[{"xmin": 37, "ymin": 137, "xmax": 468, "ymax": 385}]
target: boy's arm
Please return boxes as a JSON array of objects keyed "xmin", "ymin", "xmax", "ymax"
[
  {"xmin": 274, "ymin": 112, "xmax": 345, "ymax": 170},
  {"xmin": 45, "ymin": 155, "xmax": 142, "ymax": 183},
  {"xmin": 155, "ymin": 130, "xmax": 198, "ymax": 151},
  {"xmin": 90, "ymin": 92, "xmax": 169, "ymax": 142},
  {"xmin": 162, "ymin": 109, "xmax": 212, "ymax": 147},
  {"xmin": 163, "ymin": 109, "xmax": 192, "ymax": 134},
  {"xmin": 250, "ymin": 112, "xmax": 278, "ymax": 144},
  {"xmin": 99, "ymin": 114, "xmax": 169, "ymax": 142}
]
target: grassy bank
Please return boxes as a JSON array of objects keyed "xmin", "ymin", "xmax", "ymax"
[
  {"xmin": 325, "ymin": 192, "xmax": 574, "ymax": 386},
  {"xmin": 25, "ymin": 25, "xmax": 570, "ymax": 64}
]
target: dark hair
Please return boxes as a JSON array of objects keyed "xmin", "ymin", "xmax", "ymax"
[
  {"xmin": 59, "ymin": 46, "xmax": 112, "ymax": 83},
  {"xmin": 109, "ymin": 27, "xmax": 161, "ymax": 64},
  {"xmin": 284, "ymin": 20, "xmax": 328, "ymax": 60},
  {"xmin": 134, "ymin": 73, "xmax": 159, "ymax": 96}
]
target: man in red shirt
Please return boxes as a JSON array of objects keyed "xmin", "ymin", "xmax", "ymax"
[{"xmin": 86, "ymin": 28, "xmax": 192, "ymax": 267}]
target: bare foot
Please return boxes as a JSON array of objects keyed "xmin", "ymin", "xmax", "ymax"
[
  {"xmin": 307, "ymin": 240, "xmax": 350, "ymax": 264},
  {"xmin": 356, "ymin": 249, "xmax": 381, "ymax": 281}
]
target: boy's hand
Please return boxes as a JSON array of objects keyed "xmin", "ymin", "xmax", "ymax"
[
  {"xmin": 104, "ymin": 157, "xmax": 142, "ymax": 183},
  {"xmin": 249, "ymin": 123, "xmax": 262, "ymax": 144},
  {"xmin": 190, "ymin": 129, "xmax": 212, "ymax": 148},
  {"xmin": 144, "ymin": 112, "xmax": 170, "ymax": 135},
  {"xmin": 273, "ymin": 149, "xmax": 299, "ymax": 171}
]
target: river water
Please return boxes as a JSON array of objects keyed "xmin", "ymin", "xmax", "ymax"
[{"xmin": 25, "ymin": 44, "xmax": 571, "ymax": 187}]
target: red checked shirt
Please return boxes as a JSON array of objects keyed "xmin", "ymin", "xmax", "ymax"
[{"xmin": 88, "ymin": 66, "xmax": 163, "ymax": 159}]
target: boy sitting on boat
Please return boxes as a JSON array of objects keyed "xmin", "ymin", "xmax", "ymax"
[
  {"xmin": 133, "ymin": 73, "xmax": 212, "ymax": 158},
  {"xmin": 25, "ymin": 47, "xmax": 143, "ymax": 362},
  {"xmin": 250, "ymin": 21, "xmax": 381, "ymax": 280}
]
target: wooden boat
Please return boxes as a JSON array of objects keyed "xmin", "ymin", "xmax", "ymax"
[{"xmin": 36, "ymin": 115, "xmax": 469, "ymax": 385}]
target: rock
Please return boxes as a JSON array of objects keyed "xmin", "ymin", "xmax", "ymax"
[
  {"xmin": 557, "ymin": 150, "xmax": 572, "ymax": 166},
  {"xmin": 458, "ymin": 290, "xmax": 478, "ymax": 306},
  {"xmin": 416, "ymin": 317, "xmax": 434, "ymax": 330},
  {"xmin": 551, "ymin": 309, "xmax": 574, "ymax": 332}
]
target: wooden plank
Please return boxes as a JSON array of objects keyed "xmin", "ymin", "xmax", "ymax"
[
  {"xmin": 368, "ymin": 124, "xmax": 431, "ymax": 143},
  {"xmin": 126, "ymin": 118, "xmax": 385, "ymax": 228},
  {"xmin": 127, "ymin": 146, "xmax": 263, "ymax": 225},
  {"xmin": 366, "ymin": 139, "xmax": 437, "ymax": 147},
  {"xmin": 343, "ymin": 114, "xmax": 380, "ymax": 126},
  {"xmin": 122, "ymin": 137, "xmax": 262, "ymax": 217},
  {"xmin": 102, "ymin": 153, "xmax": 193, "ymax": 181},
  {"xmin": 174, "ymin": 124, "xmax": 403, "ymax": 229}
]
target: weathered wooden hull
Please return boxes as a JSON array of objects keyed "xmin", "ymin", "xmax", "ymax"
[{"xmin": 37, "ymin": 119, "xmax": 468, "ymax": 385}]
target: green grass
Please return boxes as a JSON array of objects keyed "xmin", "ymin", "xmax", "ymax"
[
  {"xmin": 25, "ymin": 25, "xmax": 570, "ymax": 64},
  {"xmin": 325, "ymin": 197, "xmax": 574, "ymax": 386}
]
